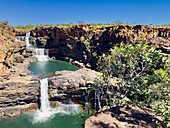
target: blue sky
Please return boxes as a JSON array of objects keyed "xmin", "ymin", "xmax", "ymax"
[{"xmin": 0, "ymin": 0, "xmax": 170, "ymax": 26}]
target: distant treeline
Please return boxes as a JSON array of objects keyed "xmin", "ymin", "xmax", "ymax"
[
  {"xmin": 0, "ymin": 20, "xmax": 168, "ymax": 30},
  {"xmin": 0, "ymin": 21, "xmax": 8, "ymax": 25}
]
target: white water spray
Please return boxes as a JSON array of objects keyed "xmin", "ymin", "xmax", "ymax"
[
  {"xmin": 32, "ymin": 78, "xmax": 81, "ymax": 123},
  {"xmin": 33, "ymin": 78, "xmax": 55, "ymax": 123},
  {"xmin": 40, "ymin": 78, "xmax": 50, "ymax": 112},
  {"xmin": 34, "ymin": 48, "xmax": 49, "ymax": 61},
  {"xmin": 25, "ymin": 32, "xmax": 31, "ymax": 47},
  {"xmin": 15, "ymin": 36, "xmax": 21, "ymax": 41}
]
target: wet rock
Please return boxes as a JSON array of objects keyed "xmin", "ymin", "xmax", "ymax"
[{"xmin": 29, "ymin": 36, "xmax": 37, "ymax": 45}]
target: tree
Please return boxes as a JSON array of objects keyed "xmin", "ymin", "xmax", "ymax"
[{"xmin": 86, "ymin": 39, "xmax": 169, "ymax": 126}]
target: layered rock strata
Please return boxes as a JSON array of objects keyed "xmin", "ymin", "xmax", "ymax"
[
  {"xmin": 48, "ymin": 68, "xmax": 101, "ymax": 107},
  {"xmin": 0, "ymin": 56, "xmax": 39, "ymax": 120}
]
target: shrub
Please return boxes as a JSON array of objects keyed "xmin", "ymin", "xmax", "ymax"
[{"xmin": 85, "ymin": 39, "xmax": 169, "ymax": 127}]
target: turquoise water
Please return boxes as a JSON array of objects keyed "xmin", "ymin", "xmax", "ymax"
[
  {"xmin": 0, "ymin": 60, "xmax": 82, "ymax": 128},
  {"xmin": 28, "ymin": 60, "xmax": 79, "ymax": 75},
  {"xmin": 0, "ymin": 112, "xmax": 83, "ymax": 128}
]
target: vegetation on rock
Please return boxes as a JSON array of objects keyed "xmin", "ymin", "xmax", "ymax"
[{"xmin": 82, "ymin": 39, "xmax": 169, "ymax": 127}]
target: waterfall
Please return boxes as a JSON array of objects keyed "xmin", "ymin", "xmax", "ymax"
[
  {"xmin": 33, "ymin": 78, "xmax": 55, "ymax": 123},
  {"xmin": 25, "ymin": 32, "xmax": 31, "ymax": 47},
  {"xmin": 34, "ymin": 48, "xmax": 49, "ymax": 61},
  {"xmin": 40, "ymin": 78, "xmax": 50, "ymax": 112},
  {"xmin": 32, "ymin": 77, "xmax": 81, "ymax": 123},
  {"xmin": 15, "ymin": 32, "xmax": 49, "ymax": 61},
  {"xmin": 15, "ymin": 36, "xmax": 21, "ymax": 41}
]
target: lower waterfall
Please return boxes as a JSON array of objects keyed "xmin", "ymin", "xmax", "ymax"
[
  {"xmin": 32, "ymin": 78, "xmax": 80, "ymax": 124},
  {"xmin": 32, "ymin": 78, "xmax": 56, "ymax": 123},
  {"xmin": 40, "ymin": 78, "xmax": 50, "ymax": 113}
]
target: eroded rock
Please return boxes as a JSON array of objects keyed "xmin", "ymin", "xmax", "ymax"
[
  {"xmin": 48, "ymin": 68, "xmax": 101, "ymax": 106},
  {"xmin": 15, "ymin": 55, "xmax": 25, "ymax": 63},
  {"xmin": 85, "ymin": 104, "xmax": 164, "ymax": 128}
]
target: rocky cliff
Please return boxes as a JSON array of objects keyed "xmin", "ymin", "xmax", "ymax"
[
  {"xmin": 0, "ymin": 25, "xmax": 39, "ymax": 120},
  {"xmin": 30, "ymin": 24, "xmax": 170, "ymax": 68},
  {"xmin": 0, "ymin": 24, "xmax": 27, "ymax": 75}
]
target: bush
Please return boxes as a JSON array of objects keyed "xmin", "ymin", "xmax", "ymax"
[{"xmin": 85, "ymin": 39, "xmax": 169, "ymax": 127}]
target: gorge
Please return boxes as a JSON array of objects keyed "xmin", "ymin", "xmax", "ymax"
[{"xmin": 0, "ymin": 23, "xmax": 169, "ymax": 128}]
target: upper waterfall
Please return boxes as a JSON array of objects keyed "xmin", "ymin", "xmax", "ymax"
[{"xmin": 25, "ymin": 32, "xmax": 31, "ymax": 47}]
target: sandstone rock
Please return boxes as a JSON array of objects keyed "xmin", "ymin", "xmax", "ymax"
[
  {"xmin": 29, "ymin": 36, "xmax": 37, "ymax": 45},
  {"xmin": 15, "ymin": 55, "xmax": 25, "ymax": 63},
  {"xmin": 0, "ymin": 81, "xmax": 39, "ymax": 108},
  {"xmin": 19, "ymin": 73, "xmax": 27, "ymax": 77},
  {"xmin": 72, "ymin": 61, "xmax": 85, "ymax": 68},
  {"xmin": 15, "ymin": 29, "xmax": 29, "ymax": 36},
  {"xmin": 0, "ymin": 103, "xmax": 38, "ymax": 120},
  {"xmin": 85, "ymin": 104, "xmax": 164, "ymax": 128},
  {"xmin": 48, "ymin": 68, "xmax": 101, "ymax": 104}
]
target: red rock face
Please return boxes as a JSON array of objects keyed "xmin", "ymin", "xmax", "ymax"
[
  {"xmin": 30, "ymin": 25, "xmax": 170, "ymax": 68},
  {"xmin": 15, "ymin": 29, "xmax": 30, "ymax": 36},
  {"xmin": 0, "ymin": 24, "xmax": 15, "ymax": 75}
]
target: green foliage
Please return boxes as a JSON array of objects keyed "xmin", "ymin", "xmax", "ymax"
[
  {"xmin": 44, "ymin": 35, "xmax": 49, "ymax": 38},
  {"xmin": 22, "ymin": 50, "xmax": 26, "ymax": 55},
  {"xmin": 92, "ymin": 52, "xmax": 97, "ymax": 57},
  {"xmin": 78, "ymin": 109, "xmax": 95, "ymax": 127},
  {"xmin": 84, "ymin": 40, "xmax": 90, "ymax": 46},
  {"xmin": 84, "ymin": 39, "xmax": 169, "ymax": 127},
  {"xmin": 74, "ymin": 37, "xmax": 78, "ymax": 40},
  {"xmin": 161, "ymin": 24, "xmax": 170, "ymax": 28},
  {"xmin": 0, "ymin": 21, "xmax": 8, "ymax": 25},
  {"xmin": 6, "ymin": 44, "xmax": 14, "ymax": 49},
  {"xmin": 15, "ymin": 24, "xmax": 36, "ymax": 30},
  {"xmin": 80, "ymin": 36, "xmax": 85, "ymax": 42}
]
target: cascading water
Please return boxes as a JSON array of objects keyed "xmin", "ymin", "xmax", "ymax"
[
  {"xmin": 34, "ymin": 48, "xmax": 49, "ymax": 61},
  {"xmin": 32, "ymin": 78, "xmax": 56, "ymax": 123},
  {"xmin": 1, "ymin": 32, "xmax": 82, "ymax": 128},
  {"xmin": 16, "ymin": 32, "xmax": 80, "ymax": 123},
  {"xmin": 15, "ymin": 36, "xmax": 21, "ymax": 41},
  {"xmin": 40, "ymin": 78, "xmax": 50, "ymax": 112},
  {"xmin": 25, "ymin": 32, "xmax": 31, "ymax": 47},
  {"xmin": 24, "ymin": 32, "xmax": 49, "ymax": 61},
  {"xmin": 32, "ymin": 77, "xmax": 81, "ymax": 123}
]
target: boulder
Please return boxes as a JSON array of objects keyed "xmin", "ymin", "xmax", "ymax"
[
  {"xmin": 85, "ymin": 104, "xmax": 164, "ymax": 128},
  {"xmin": 15, "ymin": 55, "xmax": 25, "ymax": 63}
]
